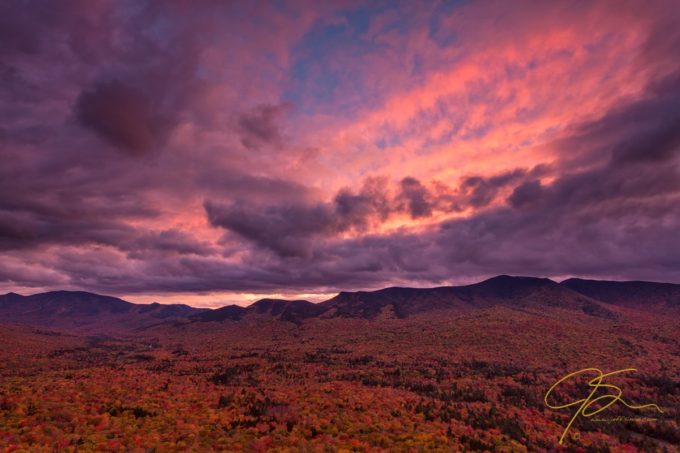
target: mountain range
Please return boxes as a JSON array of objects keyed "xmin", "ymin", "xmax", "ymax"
[
  {"xmin": 2, "ymin": 275, "xmax": 678, "ymax": 332},
  {"xmin": 0, "ymin": 290, "xmax": 208, "ymax": 331}
]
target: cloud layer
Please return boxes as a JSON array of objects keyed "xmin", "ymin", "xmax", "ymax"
[{"xmin": 1, "ymin": 0, "xmax": 679, "ymax": 305}]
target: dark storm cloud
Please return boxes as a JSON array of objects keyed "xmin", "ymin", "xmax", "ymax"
[
  {"xmin": 507, "ymin": 179, "xmax": 543, "ymax": 208},
  {"xmin": 124, "ymin": 230, "xmax": 216, "ymax": 258},
  {"xmin": 459, "ymin": 168, "xmax": 528, "ymax": 208},
  {"xmin": 237, "ymin": 103, "xmax": 290, "ymax": 150},
  {"xmin": 76, "ymin": 80, "xmax": 166, "ymax": 154},
  {"xmin": 334, "ymin": 177, "xmax": 392, "ymax": 226},
  {"xmin": 40, "ymin": 227, "xmax": 442, "ymax": 295},
  {"xmin": 398, "ymin": 177, "xmax": 433, "ymax": 218},
  {"xmin": 434, "ymin": 167, "xmax": 680, "ymax": 282},
  {"xmin": 610, "ymin": 74, "xmax": 680, "ymax": 164},
  {"xmin": 205, "ymin": 177, "xmax": 393, "ymax": 257},
  {"xmin": 552, "ymin": 73, "xmax": 680, "ymax": 168},
  {"xmin": 0, "ymin": 198, "xmax": 211, "ymax": 258},
  {"xmin": 0, "ymin": 208, "xmax": 134, "ymax": 251},
  {"xmin": 205, "ymin": 200, "xmax": 334, "ymax": 257}
]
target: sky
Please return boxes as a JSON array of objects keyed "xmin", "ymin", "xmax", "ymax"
[{"xmin": 1, "ymin": 0, "xmax": 680, "ymax": 307}]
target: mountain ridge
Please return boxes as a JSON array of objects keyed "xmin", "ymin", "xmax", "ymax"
[
  {"xmin": 316, "ymin": 275, "xmax": 615, "ymax": 320},
  {"xmin": 0, "ymin": 291, "xmax": 208, "ymax": 331},
  {"xmin": 3, "ymin": 275, "xmax": 679, "ymax": 331},
  {"xmin": 561, "ymin": 277, "xmax": 680, "ymax": 310}
]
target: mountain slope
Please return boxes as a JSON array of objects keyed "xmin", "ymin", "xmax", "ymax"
[
  {"xmin": 191, "ymin": 298, "xmax": 325, "ymax": 324},
  {"xmin": 0, "ymin": 291, "xmax": 207, "ymax": 331},
  {"xmin": 561, "ymin": 278, "xmax": 680, "ymax": 311},
  {"xmin": 249, "ymin": 299, "xmax": 327, "ymax": 323},
  {"xmin": 451, "ymin": 275, "xmax": 613, "ymax": 317},
  {"xmin": 319, "ymin": 275, "xmax": 615, "ymax": 319},
  {"xmin": 319, "ymin": 286, "xmax": 469, "ymax": 319}
]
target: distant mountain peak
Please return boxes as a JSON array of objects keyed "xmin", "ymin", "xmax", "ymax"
[
  {"xmin": 477, "ymin": 274, "xmax": 555, "ymax": 286},
  {"xmin": 193, "ymin": 298, "xmax": 324, "ymax": 324}
]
